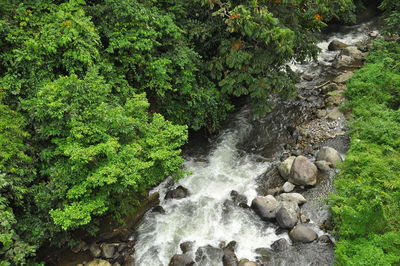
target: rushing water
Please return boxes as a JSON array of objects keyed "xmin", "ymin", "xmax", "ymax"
[{"xmin": 133, "ymin": 21, "xmax": 376, "ymax": 266}]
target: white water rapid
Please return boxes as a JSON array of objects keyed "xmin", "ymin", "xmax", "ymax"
[
  {"xmin": 133, "ymin": 20, "xmax": 376, "ymax": 266},
  {"xmin": 134, "ymin": 109, "xmax": 287, "ymax": 265}
]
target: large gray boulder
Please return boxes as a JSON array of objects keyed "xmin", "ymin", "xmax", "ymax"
[
  {"xmin": 275, "ymin": 201, "xmax": 299, "ymax": 229},
  {"xmin": 277, "ymin": 193, "xmax": 307, "ymax": 205},
  {"xmin": 278, "ymin": 156, "xmax": 296, "ymax": 180},
  {"xmin": 289, "ymin": 224, "xmax": 318, "ymax": 243},
  {"xmin": 288, "ymin": 156, "xmax": 318, "ymax": 186},
  {"xmin": 333, "ymin": 55, "xmax": 355, "ymax": 68},
  {"xmin": 341, "ymin": 46, "xmax": 363, "ymax": 60},
  {"xmin": 316, "ymin": 146, "xmax": 342, "ymax": 167},
  {"xmin": 251, "ymin": 195, "xmax": 280, "ymax": 220},
  {"xmin": 328, "ymin": 40, "xmax": 348, "ymax": 51}
]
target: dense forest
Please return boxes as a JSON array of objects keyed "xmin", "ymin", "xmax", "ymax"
[{"xmin": 0, "ymin": 0, "xmax": 398, "ymax": 265}]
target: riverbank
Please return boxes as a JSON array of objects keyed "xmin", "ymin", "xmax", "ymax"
[{"xmin": 329, "ymin": 39, "xmax": 400, "ymax": 265}]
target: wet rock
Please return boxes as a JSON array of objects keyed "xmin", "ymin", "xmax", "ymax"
[
  {"xmin": 288, "ymin": 156, "xmax": 318, "ymax": 186},
  {"xmin": 231, "ymin": 190, "xmax": 248, "ymax": 206},
  {"xmin": 195, "ymin": 245, "xmax": 224, "ymax": 264},
  {"xmin": 369, "ymin": 30, "xmax": 380, "ymax": 38},
  {"xmin": 277, "ymin": 193, "xmax": 307, "ymax": 205},
  {"xmin": 327, "ymin": 107, "xmax": 342, "ymax": 120},
  {"xmin": 278, "ymin": 156, "xmax": 296, "ymax": 180},
  {"xmin": 271, "ymin": 238, "xmax": 289, "ymax": 251},
  {"xmin": 165, "ymin": 186, "xmax": 190, "ymax": 200},
  {"xmin": 328, "ymin": 40, "xmax": 348, "ymax": 51},
  {"xmin": 333, "ymin": 55, "xmax": 355, "ymax": 68},
  {"xmin": 316, "ymin": 146, "xmax": 342, "ymax": 167},
  {"xmin": 152, "ymin": 206, "xmax": 166, "ymax": 214},
  {"xmin": 315, "ymin": 160, "xmax": 332, "ymax": 172},
  {"xmin": 90, "ymin": 243, "xmax": 102, "ymax": 258},
  {"xmin": 238, "ymin": 259, "xmax": 258, "ymax": 266},
  {"xmin": 301, "ymin": 73, "xmax": 314, "ymax": 81},
  {"xmin": 101, "ymin": 243, "xmax": 116, "ymax": 259},
  {"xmin": 333, "ymin": 71, "xmax": 353, "ymax": 84},
  {"xmin": 180, "ymin": 241, "xmax": 195, "ymax": 253},
  {"xmin": 318, "ymin": 235, "xmax": 333, "ymax": 244},
  {"xmin": 275, "ymin": 201, "xmax": 299, "ymax": 229},
  {"xmin": 223, "ymin": 241, "xmax": 239, "ymax": 266},
  {"xmin": 251, "ymin": 195, "xmax": 280, "ymax": 220},
  {"xmin": 71, "ymin": 240, "xmax": 88, "ymax": 253},
  {"xmin": 282, "ymin": 182, "xmax": 295, "ymax": 193},
  {"xmin": 342, "ymin": 46, "xmax": 363, "ymax": 60},
  {"xmin": 169, "ymin": 254, "xmax": 195, "ymax": 266},
  {"xmin": 321, "ymin": 83, "xmax": 339, "ymax": 93},
  {"xmin": 112, "ymin": 263, "xmax": 121, "ymax": 266},
  {"xmin": 289, "ymin": 224, "xmax": 318, "ymax": 243},
  {"xmin": 87, "ymin": 259, "xmax": 112, "ymax": 266}
]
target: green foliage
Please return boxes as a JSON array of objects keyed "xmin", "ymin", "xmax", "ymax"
[
  {"xmin": 0, "ymin": 0, "xmax": 363, "ymax": 264},
  {"xmin": 380, "ymin": 0, "xmax": 400, "ymax": 35},
  {"xmin": 330, "ymin": 40, "xmax": 400, "ymax": 266}
]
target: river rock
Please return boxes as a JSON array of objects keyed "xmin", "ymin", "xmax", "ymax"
[
  {"xmin": 101, "ymin": 244, "xmax": 116, "ymax": 259},
  {"xmin": 231, "ymin": 190, "xmax": 247, "ymax": 206},
  {"xmin": 71, "ymin": 240, "xmax": 88, "ymax": 253},
  {"xmin": 333, "ymin": 71, "xmax": 353, "ymax": 84},
  {"xmin": 301, "ymin": 73, "xmax": 314, "ymax": 81},
  {"xmin": 152, "ymin": 206, "xmax": 166, "ymax": 214},
  {"xmin": 342, "ymin": 46, "xmax": 363, "ymax": 60},
  {"xmin": 288, "ymin": 156, "xmax": 318, "ymax": 186},
  {"xmin": 238, "ymin": 259, "xmax": 258, "ymax": 266},
  {"xmin": 315, "ymin": 160, "xmax": 332, "ymax": 172},
  {"xmin": 123, "ymin": 255, "xmax": 135, "ymax": 266},
  {"xmin": 327, "ymin": 107, "xmax": 342, "ymax": 120},
  {"xmin": 328, "ymin": 40, "xmax": 348, "ymax": 51},
  {"xmin": 165, "ymin": 186, "xmax": 190, "ymax": 200},
  {"xmin": 275, "ymin": 201, "xmax": 299, "ymax": 229},
  {"xmin": 282, "ymin": 182, "xmax": 295, "ymax": 193},
  {"xmin": 316, "ymin": 146, "xmax": 342, "ymax": 167},
  {"xmin": 169, "ymin": 254, "xmax": 195, "ymax": 266},
  {"xmin": 223, "ymin": 241, "xmax": 239, "ymax": 266},
  {"xmin": 334, "ymin": 55, "xmax": 355, "ymax": 68},
  {"xmin": 251, "ymin": 195, "xmax": 280, "ymax": 220},
  {"xmin": 87, "ymin": 259, "xmax": 112, "ymax": 266},
  {"xmin": 90, "ymin": 243, "xmax": 102, "ymax": 258},
  {"xmin": 318, "ymin": 235, "xmax": 333, "ymax": 244},
  {"xmin": 289, "ymin": 224, "xmax": 318, "ymax": 243},
  {"xmin": 271, "ymin": 238, "xmax": 289, "ymax": 251},
  {"xmin": 180, "ymin": 241, "xmax": 195, "ymax": 253},
  {"xmin": 278, "ymin": 156, "xmax": 295, "ymax": 180},
  {"xmin": 195, "ymin": 245, "xmax": 224, "ymax": 264},
  {"xmin": 277, "ymin": 193, "xmax": 307, "ymax": 205}
]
